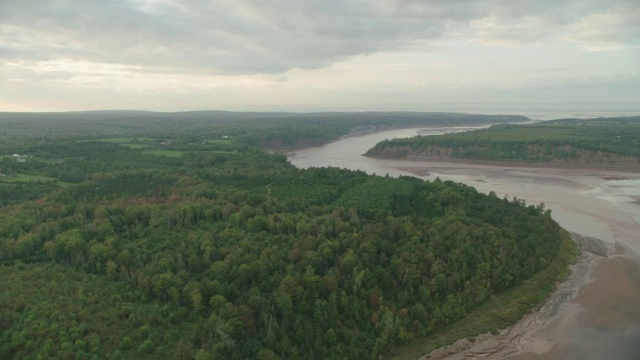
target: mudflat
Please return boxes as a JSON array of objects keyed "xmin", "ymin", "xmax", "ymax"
[
  {"xmin": 394, "ymin": 163, "xmax": 640, "ymax": 360},
  {"xmin": 510, "ymin": 249, "xmax": 640, "ymax": 360},
  {"xmin": 425, "ymin": 240, "xmax": 640, "ymax": 360},
  {"xmin": 287, "ymin": 126, "xmax": 640, "ymax": 359}
]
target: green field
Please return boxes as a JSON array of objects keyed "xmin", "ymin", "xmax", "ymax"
[
  {"xmin": 78, "ymin": 137, "xmax": 158, "ymax": 149},
  {"xmin": 33, "ymin": 158, "xmax": 69, "ymax": 164},
  {"xmin": 142, "ymin": 149, "xmax": 189, "ymax": 158},
  {"xmin": 121, "ymin": 143, "xmax": 148, "ymax": 149},
  {"xmin": 0, "ymin": 173, "xmax": 59, "ymax": 183},
  {"xmin": 206, "ymin": 138, "xmax": 234, "ymax": 144},
  {"xmin": 0, "ymin": 173, "xmax": 73, "ymax": 188},
  {"xmin": 80, "ymin": 137, "xmax": 158, "ymax": 143}
]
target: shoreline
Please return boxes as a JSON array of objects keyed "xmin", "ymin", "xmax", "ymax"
[
  {"xmin": 369, "ymin": 154, "xmax": 640, "ymax": 174},
  {"xmin": 267, "ymin": 122, "xmax": 530, "ymax": 155},
  {"xmin": 272, "ymin": 122, "xmax": 640, "ymax": 174},
  {"xmin": 421, "ymin": 233, "xmax": 611, "ymax": 360},
  {"xmin": 420, "ymin": 236, "xmax": 640, "ymax": 360},
  {"xmin": 285, "ymin": 124, "xmax": 640, "ymax": 359}
]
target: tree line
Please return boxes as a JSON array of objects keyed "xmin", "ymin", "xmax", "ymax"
[{"xmin": 366, "ymin": 117, "xmax": 640, "ymax": 166}]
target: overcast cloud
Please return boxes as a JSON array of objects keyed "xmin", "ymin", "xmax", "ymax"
[{"xmin": 1, "ymin": 0, "xmax": 639, "ymax": 112}]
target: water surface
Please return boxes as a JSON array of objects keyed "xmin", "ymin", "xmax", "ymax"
[{"xmin": 286, "ymin": 127, "xmax": 640, "ymax": 359}]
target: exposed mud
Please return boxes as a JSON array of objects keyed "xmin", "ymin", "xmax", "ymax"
[
  {"xmin": 287, "ymin": 126, "xmax": 640, "ymax": 360},
  {"xmin": 422, "ymin": 234, "xmax": 611, "ymax": 360}
]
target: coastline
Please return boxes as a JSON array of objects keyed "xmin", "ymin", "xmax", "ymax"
[
  {"xmin": 369, "ymin": 154, "xmax": 640, "ymax": 174},
  {"xmin": 427, "ymin": 241, "xmax": 640, "ymax": 360},
  {"xmin": 420, "ymin": 233, "xmax": 613, "ymax": 360},
  {"xmin": 286, "ymin": 125, "xmax": 640, "ymax": 359},
  {"xmin": 266, "ymin": 121, "xmax": 529, "ymax": 154}
]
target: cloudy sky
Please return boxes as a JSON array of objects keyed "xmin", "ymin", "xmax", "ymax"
[{"xmin": 1, "ymin": 0, "xmax": 639, "ymax": 112}]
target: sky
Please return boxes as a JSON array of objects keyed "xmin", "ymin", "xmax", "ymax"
[{"xmin": 1, "ymin": 0, "xmax": 639, "ymax": 113}]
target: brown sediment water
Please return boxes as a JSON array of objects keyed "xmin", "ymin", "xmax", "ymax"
[
  {"xmin": 505, "ymin": 252, "xmax": 640, "ymax": 360},
  {"xmin": 285, "ymin": 126, "xmax": 640, "ymax": 359},
  {"xmin": 423, "ymin": 239, "xmax": 640, "ymax": 360}
]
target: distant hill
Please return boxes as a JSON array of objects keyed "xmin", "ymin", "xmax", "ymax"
[{"xmin": 0, "ymin": 111, "xmax": 528, "ymax": 149}]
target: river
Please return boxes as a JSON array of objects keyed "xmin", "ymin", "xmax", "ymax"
[{"xmin": 285, "ymin": 126, "xmax": 640, "ymax": 359}]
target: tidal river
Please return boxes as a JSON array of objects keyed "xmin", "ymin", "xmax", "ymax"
[{"xmin": 285, "ymin": 126, "xmax": 640, "ymax": 360}]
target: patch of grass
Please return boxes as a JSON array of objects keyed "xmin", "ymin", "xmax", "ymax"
[
  {"xmin": 0, "ymin": 174, "xmax": 58, "ymax": 183},
  {"xmin": 76, "ymin": 138, "xmax": 158, "ymax": 150},
  {"xmin": 206, "ymin": 138, "xmax": 234, "ymax": 144},
  {"xmin": 389, "ymin": 231, "xmax": 578, "ymax": 359},
  {"xmin": 208, "ymin": 150, "xmax": 240, "ymax": 155},
  {"xmin": 34, "ymin": 158, "xmax": 69, "ymax": 164},
  {"xmin": 121, "ymin": 144, "xmax": 148, "ymax": 149},
  {"xmin": 144, "ymin": 149, "xmax": 239, "ymax": 158},
  {"xmin": 143, "ymin": 150, "xmax": 188, "ymax": 158},
  {"xmin": 79, "ymin": 137, "xmax": 156, "ymax": 143},
  {"xmin": 0, "ymin": 173, "xmax": 73, "ymax": 187}
]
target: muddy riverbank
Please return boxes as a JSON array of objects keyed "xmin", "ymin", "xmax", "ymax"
[
  {"xmin": 423, "ymin": 234, "xmax": 640, "ymax": 360},
  {"xmin": 285, "ymin": 126, "xmax": 640, "ymax": 359}
]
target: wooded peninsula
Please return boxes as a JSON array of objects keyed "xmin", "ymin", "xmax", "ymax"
[
  {"xmin": 1, "ymin": 112, "xmax": 573, "ymax": 359},
  {"xmin": 365, "ymin": 117, "xmax": 640, "ymax": 169}
]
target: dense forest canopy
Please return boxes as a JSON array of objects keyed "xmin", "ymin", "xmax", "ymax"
[
  {"xmin": 365, "ymin": 117, "xmax": 640, "ymax": 168},
  {"xmin": 0, "ymin": 112, "xmax": 567, "ymax": 359}
]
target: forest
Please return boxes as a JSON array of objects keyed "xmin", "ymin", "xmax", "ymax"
[
  {"xmin": 0, "ymin": 112, "xmax": 568, "ymax": 359},
  {"xmin": 365, "ymin": 116, "xmax": 640, "ymax": 167},
  {"xmin": 0, "ymin": 111, "xmax": 525, "ymax": 150}
]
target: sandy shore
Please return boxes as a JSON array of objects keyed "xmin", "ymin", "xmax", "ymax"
[{"xmin": 421, "ymin": 235, "xmax": 640, "ymax": 360}]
